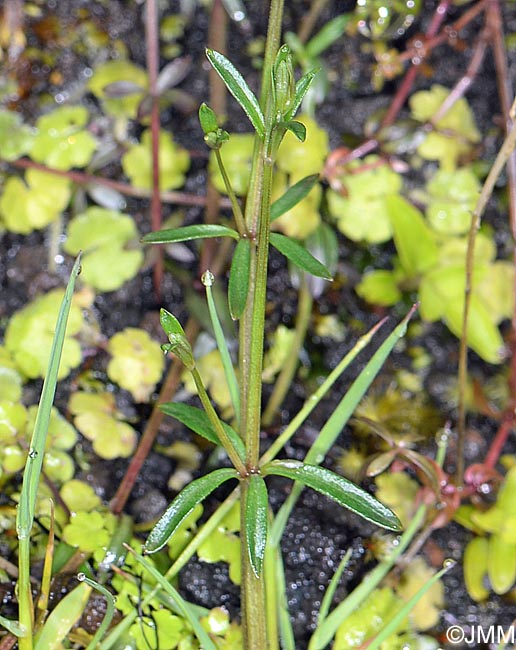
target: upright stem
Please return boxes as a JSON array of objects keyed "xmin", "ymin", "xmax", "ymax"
[{"xmin": 238, "ymin": 1, "xmax": 284, "ymax": 647}]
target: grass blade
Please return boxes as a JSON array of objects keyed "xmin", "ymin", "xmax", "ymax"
[
  {"xmin": 308, "ymin": 505, "xmax": 426, "ymax": 650},
  {"xmin": 202, "ymin": 270, "xmax": 241, "ymax": 423},
  {"xmin": 127, "ymin": 546, "xmax": 218, "ymax": 650},
  {"xmin": 317, "ymin": 549, "xmax": 352, "ymax": 626},
  {"xmin": 16, "ymin": 254, "xmax": 82, "ymax": 650},
  {"xmin": 34, "ymin": 582, "xmax": 91, "ymax": 650},
  {"xmin": 366, "ymin": 561, "xmax": 455, "ymax": 650},
  {"xmin": 270, "ymin": 305, "xmax": 417, "ymax": 546}
]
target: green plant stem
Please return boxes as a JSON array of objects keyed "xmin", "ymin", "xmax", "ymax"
[
  {"xmin": 190, "ymin": 367, "xmax": 247, "ymax": 475},
  {"xmin": 237, "ymin": 1, "xmax": 284, "ymax": 647},
  {"xmin": 214, "ymin": 149, "xmax": 247, "ymax": 235},
  {"xmin": 262, "ymin": 276, "xmax": 313, "ymax": 426}
]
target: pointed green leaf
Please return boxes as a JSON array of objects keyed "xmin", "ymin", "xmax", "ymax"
[
  {"xmin": 269, "ymin": 232, "xmax": 332, "ymax": 280},
  {"xmin": 229, "ymin": 238, "xmax": 251, "ymax": 319},
  {"xmin": 263, "ymin": 460, "xmax": 401, "ymax": 531},
  {"xmin": 206, "ymin": 48, "xmax": 265, "ymax": 138},
  {"xmin": 144, "ymin": 468, "xmax": 239, "ymax": 553},
  {"xmin": 245, "ymin": 475, "xmax": 269, "ymax": 577},
  {"xmin": 159, "ymin": 402, "xmax": 245, "ymax": 460},
  {"xmin": 287, "ymin": 69, "xmax": 318, "ymax": 120},
  {"xmin": 198, "ymin": 102, "xmax": 219, "ymax": 134},
  {"xmin": 160, "ymin": 308, "xmax": 186, "ymax": 338},
  {"xmin": 271, "ymin": 174, "xmax": 319, "ymax": 222},
  {"xmin": 280, "ymin": 120, "xmax": 306, "ymax": 142},
  {"xmin": 305, "ymin": 14, "xmax": 351, "ymax": 58},
  {"xmin": 142, "ymin": 224, "xmax": 240, "ymax": 244}
]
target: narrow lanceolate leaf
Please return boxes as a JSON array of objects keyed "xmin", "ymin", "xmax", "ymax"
[
  {"xmin": 142, "ymin": 224, "xmax": 240, "ymax": 245},
  {"xmin": 287, "ymin": 69, "xmax": 318, "ymax": 120},
  {"xmin": 159, "ymin": 402, "xmax": 246, "ymax": 461},
  {"xmin": 245, "ymin": 475, "xmax": 269, "ymax": 577},
  {"xmin": 206, "ymin": 48, "xmax": 265, "ymax": 138},
  {"xmin": 263, "ymin": 460, "xmax": 402, "ymax": 531},
  {"xmin": 271, "ymin": 174, "xmax": 319, "ymax": 222},
  {"xmin": 144, "ymin": 468, "xmax": 238, "ymax": 554},
  {"xmin": 160, "ymin": 308, "xmax": 187, "ymax": 338},
  {"xmin": 270, "ymin": 232, "xmax": 332, "ymax": 280},
  {"xmin": 228, "ymin": 238, "xmax": 251, "ymax": 319}
]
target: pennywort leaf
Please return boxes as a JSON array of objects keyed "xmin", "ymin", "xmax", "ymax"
[
  {"xmin": 229, "ymin": 238, "xmax": 251, "ymax": 319},
  {"xmin": 270, "ymin": 232, "xmax": 332, "ymax": 280},
  {"xmin": 206, "ymin": 48, "xmax": 265, "ymax": 138},
  {"xmin": 144, "ymin": 467, "xmax": 239, "ymax": 553},
  {"xmin": 142, "ymin": 224, "xmax": 240, "ymax": 245},
  {"xmin": 271, "ymin": 174, "xmax": 319, "ymax": 222},
  {"xmin": 159, "ymin": 402, "xmax": 245, "ymax": 461},
  {"xmin": 245, "ymin": 475, "xmax": 269, "ymax": 577},
  {"xmin": 263, "ymin": 460, "xmax": 402, "ymax": 531}
]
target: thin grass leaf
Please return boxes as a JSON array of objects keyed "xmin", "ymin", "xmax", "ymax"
[
  {"xmin": 159, "ymin": 402, "xmax": 245, "ymax": 460},
  {"xmin": 317, "ymin": 549, "xmax": 352, "ymax": 626},
  {"xmin": 202, "ymin": 271, "xmax": 241, "ymax": 423},
  {"xmin": 144, "ymin": 468, "xmax": 238, "ymax": 554},
  {"xmin": 17, "ymin": 253, "xmax": 82, "ymax": 540},
  {"xmin": 263, "ymin": 460, "xmax": 401, "ymax": 531},
  {"xmin": 270, "ymin": 307, "xmax": 417, "ymax": 547},
  {"xmin": 142, "ymin": 224, "xmax": 240, "ymax": 244},
  {"xmin": 206, "ymin": 48, "xmax": 265, "ymax": 138},
  {"xmin": 305, "ymin": 14, "xmax": 351, "ymax": 59},
  {"xmin": 271, "ymin": 174, "xmax": 319, "ymax": 222},
  {"xmin": 308, "ymin": 505, "xmax": 426, "ymax": 650},
  {"xmin": 228, "ymin": 238, "xmax": 251, "ymax": 319},
  {"xmin": 245, "ymin": 475, "xmax": 269, "ymax": 577},
  {"xmin": 34, "ymin": 582, "xmax": 91, "ymax": 650},
  {"xmin": 127, "ymin": 547, "xmax": 217, "ymax": 650},
  {"xmin": 270, "ymin": 232, "xmax": 332, "ymax": 280},
  {"xmin": 74, "ymin": 574, "xmax": 116, "ymax": 650},
  {"xmin": 274, "ymin": 548, "xmax": 296, "ymax": 650},
  {"xmin": 366, "ymin": 561, "xmax": 455, "ymax": 650}
]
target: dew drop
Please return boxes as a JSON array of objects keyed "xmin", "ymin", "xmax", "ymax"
[
  {"xmin": 77, "ymin": 572, "xmax": 86, "ymax": 582},
  {"xmin": 201, "ymin": 270, "xmax": 215, "ymax": 287},
  {"xmin": 443, "ymin": 558, "xmax": 455, "ymax": 569},
  {"xmin": 28, "ymin": 449, "xmax": 38, "ymax": 459}
]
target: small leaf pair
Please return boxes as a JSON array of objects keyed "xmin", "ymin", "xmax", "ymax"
[
  {"xmin": 145, "ymin": 458, "xmax": 402, "ymax": 580},
  {"xmin": 206, "ymin": 46, "xmax": 316, "ymax": 141}
]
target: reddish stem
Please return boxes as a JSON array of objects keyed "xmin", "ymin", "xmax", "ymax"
[
  {"xmin": 10, "ymin": 157, "xmax": 231, "ymax": 208},
  {"xmin": 145, "ymin": 0, "xmax": 163, "ymax": 297}
]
